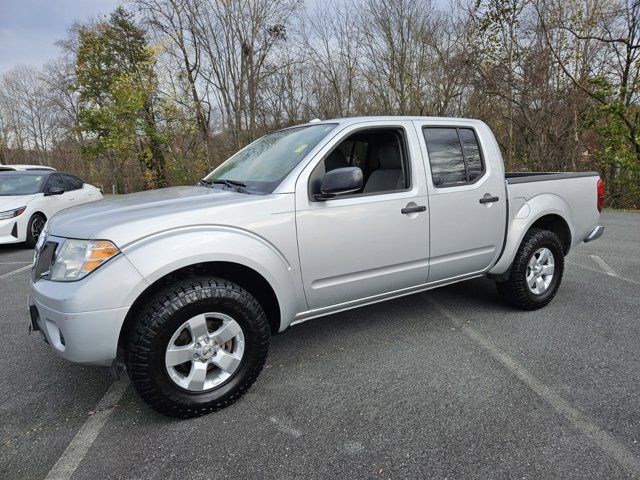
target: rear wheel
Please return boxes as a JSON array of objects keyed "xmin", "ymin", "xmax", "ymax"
[
  {"xmin": 25, "ymin": 213, "xmax": 46, "ymax": 248},
  {"xmin": 126, "ymin": 276, "xmax": 270, "ymax": 418},
  {"xmin": 495, "ymin": 228, "xmax": 564, "ymax": 310}
]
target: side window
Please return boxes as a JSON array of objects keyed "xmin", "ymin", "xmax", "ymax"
[
  {"xmin": 46, "ymin": 174, "xmax": 66, "ymax": 191},
  {"xmin": 309, "ymin": 128, "xmax": 410, "ymax": 199},
  {"xmin": 64, "ymin": 175, "xmax": 84, "ymax": 191},
  {"xmin": 459, "ymin": 129, "xmax": 483, "ymax": 181},
  {"xmin": 423, "ymin": 127, "xmax": 485, "ymax": 187}
]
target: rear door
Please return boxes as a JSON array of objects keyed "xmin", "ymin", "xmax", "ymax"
[
  {"xmin": 415, "ymin": 121, "xmax": 506, "ymax": 283},
  {"xmin": 61, "ymin": 174, "xmax": 93, "ymax": 204},
  {"xmin": 295, "ymin": 121, "xmax": 430, "ymax": 309}
]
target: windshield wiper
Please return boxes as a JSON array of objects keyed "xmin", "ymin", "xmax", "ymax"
[
  {"xmin": 201, "ymin": 178, "xmax": 251, "ymax": 194},
  {"xmin": 212, "ymin": 179, "xmax": 246, "ymax": 188}
]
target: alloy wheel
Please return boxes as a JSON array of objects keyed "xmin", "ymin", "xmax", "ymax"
[
  {"xmin": 526, "ymin": 247, "xmax": 555, "ymax": 295},
  {"xmin": 165, "ymin": 312, "xmax": 245, "ymax": 392}
]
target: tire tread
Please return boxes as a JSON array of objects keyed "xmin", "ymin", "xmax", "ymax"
[
  {"xmin": 126, "ymin": 276, "xmax": 270, "ymax": 418},
  {"xmin": 496, "ymin": 228, "xmax": 564, "ymax": 310}
]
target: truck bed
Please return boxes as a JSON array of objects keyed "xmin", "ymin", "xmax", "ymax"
[
  {"xmin": 505, "ymin": 171, "xmax": 600, "ymax": 250},
  {"xmin": 505, "ymin": 172, "xmax": 599, "ymax": 184}
]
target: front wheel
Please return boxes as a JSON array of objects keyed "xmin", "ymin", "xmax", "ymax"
[
  {"xmin": 126, "ymin": 276, "xmax": 270, "ymax": 418},
  {"xmin": 25, "ymin": 213, "xmax": 46, "ymax": 248},
  {"xmin": 495, "ymin": 228, "xmax": 564, "ymax": 310}
]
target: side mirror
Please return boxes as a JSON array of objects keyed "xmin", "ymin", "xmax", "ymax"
[
  {"xmin": 314, "ymin": 167, "xmax": 363, "ymax": 201},
  {"xmin": 46, "ymin": 187, "xmax": 65, "ymax": 196}
]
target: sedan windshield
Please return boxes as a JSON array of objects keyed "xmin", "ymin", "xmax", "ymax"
[
  {"xmin": 0, "ymin": 173, "xmax": 46, "ymax": 196},
  {"xmin": 203, "ymin": 123, "xmax": 337, "ymax": 194}
]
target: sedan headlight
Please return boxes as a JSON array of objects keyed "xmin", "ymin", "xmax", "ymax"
[
  {"xmin": 0, "ymin": 206, "xmax": 26, "ymax": 220},
  {"xmin": 49, "ymin": 239, "xmax": 120, "ymax": 281}
]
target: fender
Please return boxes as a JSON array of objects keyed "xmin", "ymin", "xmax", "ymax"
[
  {"xmin": 121, "ymin": 225, "xmax": 306, "ymax": 330},
  {"xmin": 489, "ymin": 193, "xmax": 574, "ymax": 275}
]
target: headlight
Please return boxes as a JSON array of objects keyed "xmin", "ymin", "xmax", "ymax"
[
  {"xmin": 49, "ymin": 239, "xmax": 120, "ymax": 281},
  {"xmin": 0, "ymin": 206, "xmax": 26, "ymax": 220}
]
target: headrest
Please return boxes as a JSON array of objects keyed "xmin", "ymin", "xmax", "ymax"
[{"xmin": 377, "ymin": 145, "xmax": 401, "ymax": 169}]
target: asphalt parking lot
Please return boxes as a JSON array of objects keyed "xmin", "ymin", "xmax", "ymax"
[{"xmin": 1, "ymin": 211, "xmax": 639, "ymax": 479}]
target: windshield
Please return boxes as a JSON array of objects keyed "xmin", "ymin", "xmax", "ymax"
[
  {"xmin": 203, "ymin": 124, "xmax": 337, "ymax": 193},
  {"xmin": 0, "ymin": 173, "xmax": 46, "ymax": 196}
]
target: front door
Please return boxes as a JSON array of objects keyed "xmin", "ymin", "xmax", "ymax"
[{"xmin": 295, "ymin": 122, "xmax": 430, "ymax": 310}]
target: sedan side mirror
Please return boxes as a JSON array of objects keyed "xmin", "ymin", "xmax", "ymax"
[
  {"xmin": 314, "ymin": 167, "xmax": 363, "ymax": 201},
  {"xmin": 46, "ymin": 187, "xmax": 65, "ymax": 196}
]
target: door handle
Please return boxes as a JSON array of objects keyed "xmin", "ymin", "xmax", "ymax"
[
  {"xmin": 479, "ymin": 195, "xmax": 499, "ymax": 204},
  {"xmin": 401, "ymin": 205, "xmax": 427, "ymax": 214}
]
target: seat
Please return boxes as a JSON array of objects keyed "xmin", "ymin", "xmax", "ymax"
[{"xmin": 363, "ymin": 145, "xmax": 404, "ymax": 193}]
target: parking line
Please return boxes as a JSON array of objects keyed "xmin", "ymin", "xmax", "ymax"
[
  {"xmin": 0, "ymin": 261, "xmax": 32, "ymax": 265},
  {"xmin": 567, "ymin": 260, "xmax": 640, "ymax": 286},
  {"xmin": 44, "ymin": 379, "xmax": 129, "ymax": 480},
  {"xmin": 590, "ymin": 255, "xmax": 618, "ymax": 276},
  {"xmin": 0, "ymin": 264, "xmax": 32, "ymax": 280},
  {"xmin": 428, "ymin": 299, "xmax": 640, "ymax": 478}
]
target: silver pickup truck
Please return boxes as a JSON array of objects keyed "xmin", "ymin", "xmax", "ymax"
[{"xmin": 28, "ymin": 116, "xmax": 604, "ymax": 417}]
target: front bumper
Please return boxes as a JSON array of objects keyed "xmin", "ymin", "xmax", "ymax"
[
  {"xmin": 0, "ymin": 217, "xmax": 22, "ymax": 244},
  {"xmin": 28, "ymin": 296, "xmax": 128, "ymax": 366},
  {"xmin": 28, "ymin": 241, "xmax": 148, "ymax": 366},
  {"xmin": 584, "ymin": 224, "xmax": 604, "ymax": 243}
]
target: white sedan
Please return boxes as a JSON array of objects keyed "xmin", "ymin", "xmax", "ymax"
[{"xmin": 0, "ymin": 171, "xmax": 102, "ymax": 247}]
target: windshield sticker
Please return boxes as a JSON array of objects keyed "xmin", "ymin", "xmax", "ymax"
[{"xmin": 295, "ymin": 144, "xmax": 308, "ymax": 154}]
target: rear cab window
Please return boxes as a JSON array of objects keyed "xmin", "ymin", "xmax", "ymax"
[{"xmin": 423, "ymin": 127, "xmax": 485, "ymax": 187}]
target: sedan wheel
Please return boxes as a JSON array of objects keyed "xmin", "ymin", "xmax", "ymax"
[
  {"xmin": 31, "ymin": 217, "xmax": 45, "ymax": 241},
  {"xmin": 25, "ymin": 213, "xmax": 46, "ymax": 248}
]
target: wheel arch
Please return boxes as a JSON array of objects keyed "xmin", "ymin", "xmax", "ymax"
[
  {"xmin": 529, "ymin": 213, "xmax": 571, "ymax": 254},
  {"xmin": 30, "ymin": 210, "xmax": 47, "ymax": 219},
  {"xmin": 489, "ymin": 193, "xmax": 574, "ymax": 276},
  {"xmin": 118, "ymin": 261, "xmax": 282, "ymax": 354}
]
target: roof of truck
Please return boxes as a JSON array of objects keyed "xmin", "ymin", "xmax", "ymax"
[{"xmin": 308, "ymin": 116, "xmax": 484, "ymax": 126}]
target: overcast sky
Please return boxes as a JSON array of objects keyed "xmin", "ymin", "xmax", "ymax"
[{"xmin": 0, "ymin": 0, "xmax": 121, "ymax": 75}]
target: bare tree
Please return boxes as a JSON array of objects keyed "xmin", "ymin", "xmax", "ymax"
[
  {"xmin": 190, "ymin": 0, "xmax": 301, "ymax": 147},
  {"xmin": 359, "ymin": 0, "xmax": 437, "ymax": 115},
  {"xmin": 133, "ymin": 0, "xmax": 213, "ymax": 165},
  {"xmin": 536, "ymin": 0, "xmax": 640, "ymax": 202},
  {"xmin": 301, "ymin": 0, "xmax": 362, "ymax": 118},
  {"xmin": 0, "ymin": 66, "xmax": 58, "ymax": 165}
]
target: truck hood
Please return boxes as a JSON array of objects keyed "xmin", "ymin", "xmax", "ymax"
[
  {"xmin": 0, "ymin": 194, "xmax": 36, "ymax": 210},
  {"xmin": 46, "ymin": 186, "xmax": 269, "ymax": 245}
]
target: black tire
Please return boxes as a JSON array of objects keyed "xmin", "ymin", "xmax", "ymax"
[
  {"xmin": 126, "ymin": 276, "xmax": 270, "ymax": 418},
  {"xmin": 495, "ymin": 228, "xmax": 564, "ymax": 310},
  {"xmin": 25, "ymin": 213, "xmax": 46, "ymax": 248}
]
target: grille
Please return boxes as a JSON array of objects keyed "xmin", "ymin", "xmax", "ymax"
[{"xmin": 33, "ymin": 241, "xmax": 58, "ymax": 282}]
